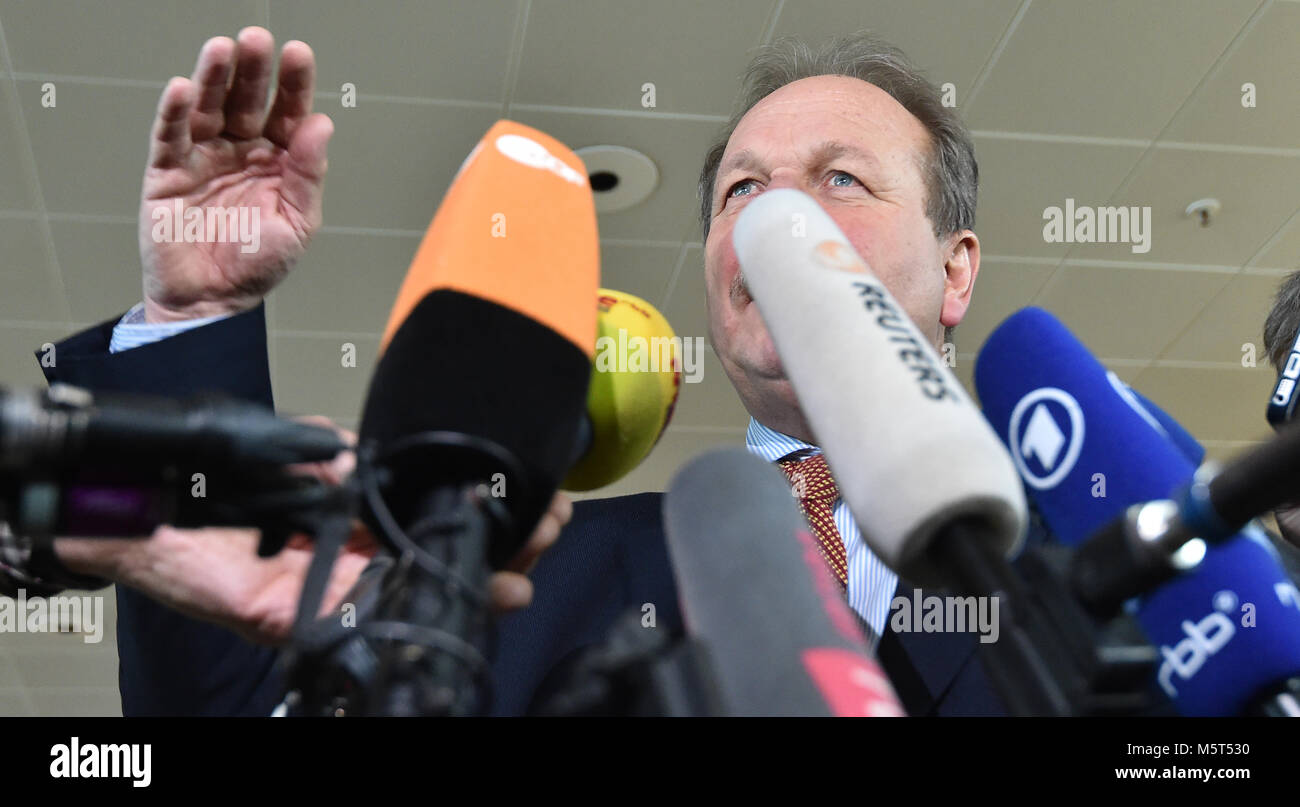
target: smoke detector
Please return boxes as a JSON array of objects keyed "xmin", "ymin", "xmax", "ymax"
[
  {"xmin": 575, "ymin": 145, "xmax": 659, "ymax": 213},
  {"xmin": 1184, "ymin": 198, "xmax": 1221, "ymax": 228}
]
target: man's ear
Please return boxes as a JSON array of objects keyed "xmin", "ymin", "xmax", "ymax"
[{"xmin": 940, "ymin": 229, "xmax": 980, "ymax": 329}]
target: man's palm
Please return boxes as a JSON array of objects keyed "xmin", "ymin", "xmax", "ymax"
[{"xmin": 138, "ymin": 28, "xmax": 332, "ymax": 322}]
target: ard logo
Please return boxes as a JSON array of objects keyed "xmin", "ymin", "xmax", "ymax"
[{"xmin": 1008, "ymin": 388, "xmax": 1085, "ymax": 489}]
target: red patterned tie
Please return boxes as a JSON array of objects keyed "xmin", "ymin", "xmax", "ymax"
[{"xmin": 777, "ymin": 452, "xmax": 849, "ymax": 588}]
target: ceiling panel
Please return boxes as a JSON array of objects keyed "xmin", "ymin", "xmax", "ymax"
[
  {"xmin": 316, "ymin": 100, "xmax": 501, "ymax": 230},
  {"xmin": 0, "ymin": 78, "xmax": 36, "ymax": 210},
  {"xmin": 515, "ymin": 0, "xmax": 774, "ymax": 115},
  {"xmin": 1162, "ymin": 2, "xmax": 1300, "ymax": 149},
  {"xmin": 661, "ymin": 245, "xmax": 709, "ymax": 345},
  {"xmin": 1159, "ymin": 271, "xmax": 1284, "ymax": 363},
  {"xmin": 972, "ymin": 136, "xmax": 1145, "ymax": 258},
  {"xmin": 599, "ymin": 242, "xmax": 680, "ymax": 308},
  {"xmin": 1033, "ymin": 264, "xmax": 1233, "ymax": 360},
  {"xmin": 270, "ymin": 230, "xmax": 419, "ymax": 333},
  {"xmin": 0, "ymin": 325, "xmax": 67, "ymax": 388},
  {"xmin": 270, "ymin": 0, "xmax": 521, "ymax": 102},
  {"xmin": 1068, "ymin": 146, "xmax": 1300, "ymax": 267},
  {"xmin": 1253, "ymin": 215, "xmax": 1300, "ymax": 271},
  {"xmin": 0, "ymin": 0, "xmax": 262, "ymax": 81},
  {"xmin": 772, "ymin": 0, "xmax": 1023, "ymax": 102},
  {"xmin": 0, "ymin": 217, "xmax": 68, "ymax": 322},
  {"xmin": 271, "ymin": 333, "xmax": 378, "ymax": 420},
  {"xmin": 1132, "ymin": 364, "xmax": 1276, "ymax": 443},
  {"xmin": 966, "ymin": 0, "xmax": 1259, "ymax": 138},
  {"xmin": 49, "ymin": 220, "xmax": 144, "ymax": 324},
  {"xmin": 19, "ymin": 81, "xmax": 155, "ymax": 216}
]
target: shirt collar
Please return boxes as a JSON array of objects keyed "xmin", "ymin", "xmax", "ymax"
[{"xmin": 744, "ymin": 417, "xmax": 820, "ymax": 464}]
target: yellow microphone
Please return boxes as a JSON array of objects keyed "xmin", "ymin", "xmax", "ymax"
[{"xmin": 563, "ymin": 289, "xmax": 682, "ymax": 491}]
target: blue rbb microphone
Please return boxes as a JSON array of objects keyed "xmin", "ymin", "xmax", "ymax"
[{"xmin": 975, "ymin": 307, "xmax": 1300, "ymax": 716}]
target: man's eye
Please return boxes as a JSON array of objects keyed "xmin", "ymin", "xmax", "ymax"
[
  {"xmin": 728, "ymin": 180, "xmax": 757, "ymax": 198},
  {"xmin": 830, "ymin": 171, "xmax": 860, "ymax": 188}
]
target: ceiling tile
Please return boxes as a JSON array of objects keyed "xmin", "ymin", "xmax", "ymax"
[
  {"xmin": 955, "ymin": 260, "xmax": 1058, "ymax": 353},
  {"xmin": 271, "ymin": 231, "xmax": 418, "ymax": 333},
  {"xmin": 20, "ymin": 81, "xmax": 155, "ymax": 215},
  {"xmin": 669, "ymin": 348, "xmax": 750, "ymax": 430},
  {"xmin": 13, "ymin": 647, "xmax": 117, "ymax": 689},
  {"xmin": 271, "ymin": 334, "xmax": 378, "ymax": 420},
  {"xmin": 1162, "ymin": 2, "xmax": 1300, "ymax": 149},
  {"xmin": 1131, "ymin": 364, "xmax": 1275, "ymax": 443},
  {"xmin": 967, "ymin": 0, "xmax": 1259, "ymax": 138},
  {"xmin": 1253, "ymin": 215, "xmax": 1300, "ymax": 271},
  {"xmin": 1033, "ymin": 264, "xmax": 1233, "ymax": 360},
  {"xmin": 0, "ymin": 218, "xmax": 69, "ymax": 321},
  {"xmin": 973, "ymin": 136, "xmax": 1144, "ymax": 259},
  {"xmin": 661, "ymin": 245, "xmax": 709, "ymax": 344},
  {"xmin": 49, "ymin": 220, "xmax": 144, "ymax": 323},
  {"xmin": 515, "ymin": 0, "xmax": 772, "ymax": 115},
  {"xmin": 510, "ymin": 107, "xmax": 718, "ymax": 241},
  {"xmin": 772, "ymin": 0, "xmax": 1024, "ymax": 102},
  {"xmin": 28, "ymin": 686, "xmax": 121, "ymax": 717},
  {"xmin": 1068, "ymin": 147, "xmax": 1300, "ymax": 266},
  {"xmin": 599, "ymin": 243, "xmax": 679, "ymax": 309},
  {"xmin": 0, "ymin": 652, "xmax": 20, "ymax": 687},
  {"xmin": 0, "ymin": 324, "xmax": 71, "ymax": 388},
  {"xmin": 271, "ymin": 0, "xmax": 520, "ymax": 102},
  {"xmin": 1160, "ymin": 272, "xmax": 1284, "ymax": 363},
  {"xmin": 0, "ymin": 688, "xmax": 35, "ymax": 716},
  {"xmin": 0, "ymin": 0, "xmax": 262, "ymax": 80},
  {"xmin": 320, "ymin": 100, "xmax": 500, "ymax": 229},
  {"xmin": 0, "ymin": 78, "xmax": 36, "ymax": 210}
]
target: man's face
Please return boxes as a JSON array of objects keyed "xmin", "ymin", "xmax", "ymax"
[{"xmin": 704, "ymin": 75, "xmax": 976, "ymax": 435}]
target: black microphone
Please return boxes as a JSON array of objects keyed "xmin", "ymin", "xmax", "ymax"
[
  {"xmin": 311, "ymin": 120, "xmax": 599, "ymax": 717},
  {"xmin": 0, "ymin": 383, "xmax": 346, "ymax": 545}
]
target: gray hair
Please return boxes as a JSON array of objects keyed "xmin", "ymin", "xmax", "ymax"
[
  {"xmin": 698, "ymin": 32, "xmax": 978, "ymax": 242},
  {"xmin": 1264, "ymin": 270, "xmax": 1300, "ymax": 370}
]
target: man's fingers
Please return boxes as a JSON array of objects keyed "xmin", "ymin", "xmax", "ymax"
[
  {"xmin": 264, "ymin": 40, "xmax": 317, "ymax": 149},
  {"xmin": 280, "ymin": 112, "xmax": 333, "ymax": 231},
  {"xmin": 488, "ymin": 572, "xmax": 534, "ymax": 613},
  {"xmin": 505, "ymin": 493, "xmax": 571, "ymax": 574},
  {"xmin": 147, "ymin": 77, "xmax": 197, "ymax": 169},
  {"xmin": 222, "ymin": 26, "xmax": 276, "ymax": 139},
  {"xmin": 186, "ymin": 35, "xmax": 235, "ymax": 142}
]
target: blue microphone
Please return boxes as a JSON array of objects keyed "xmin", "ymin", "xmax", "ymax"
[{"xmin": 975, "ymin": 307, "xmax": 1300, "ymax": 716}]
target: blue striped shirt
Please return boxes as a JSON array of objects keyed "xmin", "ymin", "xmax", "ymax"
[
  {"xmin": 745, "ymin": 417, "xmax": 897, "ymax": 642},
  {"xmin": 108, "ymin": 303, "xmax": 232, "ymax": 354}
]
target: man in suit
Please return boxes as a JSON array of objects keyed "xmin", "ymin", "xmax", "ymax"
[{"xmin": 35, "ymin": 26, "xmax": 1004, "ymax": 715}]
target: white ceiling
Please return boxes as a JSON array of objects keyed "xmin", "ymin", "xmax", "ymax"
[{"xmin": 0, "ymin": 0, "xmax": 1298, "ymax": 715}]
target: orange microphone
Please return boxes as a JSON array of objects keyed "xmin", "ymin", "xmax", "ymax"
[{"xmin": 359, "ymin": 120, "xmax": 599, "ymax": 557}]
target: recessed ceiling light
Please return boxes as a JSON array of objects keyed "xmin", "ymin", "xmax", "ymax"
[{"xmin": 575, "ymin": 145, "xmax": 659, "ymax": 213}]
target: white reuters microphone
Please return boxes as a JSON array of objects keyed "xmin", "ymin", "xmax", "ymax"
[{"xmin": 732, "ymin": 188, "xmax": 1026, "ymax": 586}]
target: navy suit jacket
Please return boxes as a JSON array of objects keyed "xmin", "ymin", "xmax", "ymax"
[{"xmin": 40, "ymin": 306, "xmax": 1005, "ymax": 716}]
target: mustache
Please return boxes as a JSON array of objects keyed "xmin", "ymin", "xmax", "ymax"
[{"xmin": 730, "ymin": 272, "xmax": 752, "ymax": 305}]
